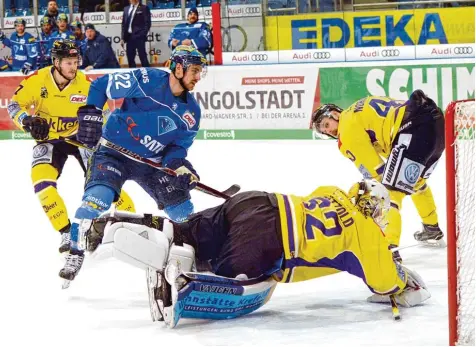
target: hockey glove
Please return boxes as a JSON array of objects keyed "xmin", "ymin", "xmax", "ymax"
[
  {"xmin": 22, "ymin": 116, "xmax": 49, "ymax": 141},
  {"xmin": 165, "ymin": 159, "xmax": 199, "ymax": 191},
  {"xmin": 21, "ymin": 62, "xmax": 32, "ymax": 75},
  {"xmin": 77, "ymin": 105, "xmax": 103, "ymax": 147}
]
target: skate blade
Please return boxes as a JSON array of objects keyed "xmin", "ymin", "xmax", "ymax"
[
  {"xmin": 62, "ymin": 280, "xmax": 71, "ymax": 289},
  {"xmin": 418, "ymin": 239, "xmax": 447, "ymax": 248}
]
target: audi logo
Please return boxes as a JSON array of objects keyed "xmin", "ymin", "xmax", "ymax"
[
  {"xmin": 245, "ymin": 7, "xmax": 261, "ymax": 14},
  {"xmin": 454, "ymin": 47, "xmax": 473, "ymax": 54},
  {"xmin": 166, "ymin": 12, "xmax": 181, "ymax": 18},
  {"xmin": 251, "ymin": 54, "xmax": 268, "ymax": 61},
  {"xmin": 381, "ymin": 49, "xmax": 400, "ymax": 57},
  {"xmin": 89, "ymin": 14, "xmax": 105, "ymax": 21},
  {"xmin": 313, "ymin": 52, "xmax": 331, "ymax": 59}
]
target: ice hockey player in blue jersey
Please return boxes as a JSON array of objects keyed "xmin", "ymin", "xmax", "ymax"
[
  {"xmin": 37, "ymin": 17, "xmax": 56, "ymax": 68},
  {"xmin": 168, "ymin": 8, "xmax": 212, "ymax": 58},
  {"xmin": 0, "ymin": 18, "xmax": 38, "ymax": 74},
  {"xmin": 59, "ymin": 45, "xmax": 208, "ymax": 285}
]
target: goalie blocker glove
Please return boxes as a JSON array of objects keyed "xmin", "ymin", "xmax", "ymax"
[
  {"xmin": 77, "ymin": 105, "xmax": 103, "ymax": 147},
  {"xmin": 165, "ymin": 158, "xmax": 199, "ymax": 191},
  {"xmin": 22, "ymin": 116, "xmax": 49, "ymax": 141}
]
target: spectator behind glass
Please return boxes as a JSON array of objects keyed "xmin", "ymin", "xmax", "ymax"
[
  {"xmin": 168, "ymin": 8, "xmax": 212, "ymax": 59},
  {"xmin": 120, "ymin": 0, "xmax": 151, "ymax": 68},
  {"xmin": 71, "ymin": 21, "xmax": 87, "ymax": 56},
  {"xmin": 43, "ymin": 1, "xmax": 61, "ymax": 30},
  {"xmin": 82, "ymin": 23, "xmax": 120, "ymax": 71},
  {"xmin": 37, "ymin": 16, "xmax": 56, "ymax": 68},
  {"xmin": 52, "ymin": 13, "xmax": 75, "ymax": 41},
  {"xmin": 0, "ymin": 18, "xmax": 38, "ymax": 74}
]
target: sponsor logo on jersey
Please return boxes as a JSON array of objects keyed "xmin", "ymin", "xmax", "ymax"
[
  {"xmin": 48, "ymin": 117, "xmax": 78, "ymax": 132},
  {"xmin": 182, "ymin": 111, "xmax": 196, "ymax": 128},
  {"xmin": 33, "ymin": 144, "xmax": 49, "ymax": 158},
  {"xmin": 40, "ymin": 87, "xmax": 48, "ymax": 98},
  {"xmin": 140, "ymin": 135, "xmax": 165, "ymax": 154},
  {"xmin": 42, "ymin": 201, "xmax": 57, "ymax": 213},
  {"xmin": 70, "ymin": 94, "xmax": 87, "ymax": 103},
  {"xmin": 404, "ymin": 163, "xmax": 420, "ymax": 184},
  {"xmin": 126, "ymin": 116, "xmax": 140, "ymax": 141},
  {"xmin": 97, "ymin": 164, "xmax": 122, "ymax": 177}
]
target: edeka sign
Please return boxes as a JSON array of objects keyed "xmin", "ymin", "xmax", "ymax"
[
  {"xmin": 319, "ymin": 64, "xmax": 474, "ymax": 111},
  {"xmin": 265, "ymin": 7, "xmax": 475, "ymax": 50}
]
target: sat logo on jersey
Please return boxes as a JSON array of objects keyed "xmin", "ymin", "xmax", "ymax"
[
  {"xmin": 70, "ymin": 94, "xmax": 87, "ymax": 103},
  {"xmin": 182, "ymin": 111, "xmax": 196, "ymax": 128}
]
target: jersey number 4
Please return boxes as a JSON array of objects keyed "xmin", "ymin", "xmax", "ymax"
[{"xmin": 369, "ymin": 98, "xmax": 403, "ymax": 118}]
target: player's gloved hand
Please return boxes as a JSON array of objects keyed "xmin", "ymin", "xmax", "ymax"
[
  {"xmin": 21, "ymin": 62, "xmax": 32, "ymax": 75},
  {"xmin": 22, "ymin": 116, "xmax": 49, "ymax": 141},
  {"xmin": 165, "ymin": 159, "xmax": 199, "ymax": 191},
  {"xmin": 77, "ymin": 105, "xmax": 103, "ymax": 147}
]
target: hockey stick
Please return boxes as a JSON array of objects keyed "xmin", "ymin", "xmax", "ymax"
[
  {"xmin": 59, "ymin": 137, "xmax": 240, "ymax": 199},
  {"xmin": 389, "ymin": 294, "xmax": 401, "ymax": 321}
]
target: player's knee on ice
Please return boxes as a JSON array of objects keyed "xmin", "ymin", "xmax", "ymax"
[{"xmin": 164, "ymin": 199, "xmax": 194, "ymax": 222}]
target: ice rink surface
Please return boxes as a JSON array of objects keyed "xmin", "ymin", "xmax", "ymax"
[{"xmin": 0, "ymin": 140, "xmax": 449, "ymax": 346}]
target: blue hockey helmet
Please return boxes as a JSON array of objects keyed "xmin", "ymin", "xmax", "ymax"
[
  {"xmin": 14, "ymin": 18, "xmax": 26, "ymax": 27},
  {"xmin": 169, "ymin": 45, "xmax": 207, "ymax": 74}
]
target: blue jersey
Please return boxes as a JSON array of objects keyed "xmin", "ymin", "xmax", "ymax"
[
  {"xmin": 168, "ymin": 22, "xmax": 212, "ymax": 57},
  {"xmin": 87, "ymin": 68, "xmax": 201, "ymax": 166},
  {"xmin": 2, "ymin": 32, "xmax": 38, "ymax": 70},
  {"xmin": 51, "ymin": 30, "xmax": 76, "ymax": 42},
  {"xmin": 37, "ymin": 31, "xmax": 55, "ymax": 67}
]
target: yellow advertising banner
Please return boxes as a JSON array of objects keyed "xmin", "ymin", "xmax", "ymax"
[{"xmin": 265, "ymin": 8, "xmax": 475, "ymax": 50}]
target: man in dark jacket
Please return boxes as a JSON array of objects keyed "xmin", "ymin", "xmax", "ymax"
[
  {"xmin": 120, "ymin": 0, "xmax": 151, "ymax": 68},
  {"xmin": 82, "ymin": 24, "xmax": 120, "ymax": 70}
]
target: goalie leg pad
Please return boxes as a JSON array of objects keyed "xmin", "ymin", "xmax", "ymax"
[
  {"xmin": 162, "ymin": 271, "xmax": 277, "ymax": 328},
  {"xmin": 97, "ymin": 222, "xmax": 170, "ymax": 271}
]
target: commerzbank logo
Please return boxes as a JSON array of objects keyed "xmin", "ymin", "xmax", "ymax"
[{"xmin": 203, "ymin": 130, "xmax": 235, "ymax": 140}]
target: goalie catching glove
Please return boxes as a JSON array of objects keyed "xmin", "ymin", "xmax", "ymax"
[
  {"xmin": 22, "ymin": 116, "xmax": 49, "ymax": 141},
  {"xmin": 77, "ymin": 105, "xmax": 103, "ymax": 147},
  {"xmin": 165, "ymin": 158, "xmax": 199, "ymax": 191}
]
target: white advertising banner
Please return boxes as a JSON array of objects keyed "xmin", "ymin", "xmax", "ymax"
[
  {"xmin": 345, "ymin": 45, "xmax": 416, "ymax": 62},
  {"xmin": 72, "ymin": 12, "xmax": 107, "ymax": 24},
  {"xmin": 192, "ymin": 65, "xmax": 319, "ymax": 129},
  {"xmin": 222, "ymin": 51, "xmax": 279, "ymax": 65},
  {"xmin": 278, "ymin": 48, "xmax": 345, "ymax": 64},
  {"xmin": 4, "ymin": 15, "xmax": 35, "ymax": 28},
  {"xmin": 415, "ymin": 43, "xmax": 475, "ymax": 60}
]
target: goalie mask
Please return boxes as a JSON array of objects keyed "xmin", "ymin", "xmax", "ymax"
[{"xmin": 349, "ymin": 179, "xmax": 390, "ymax": 230}]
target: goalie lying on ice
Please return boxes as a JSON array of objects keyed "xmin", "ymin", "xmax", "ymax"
[{"xmin": 86, "ymin": 179, "xmax": 430, "ymax": 327}]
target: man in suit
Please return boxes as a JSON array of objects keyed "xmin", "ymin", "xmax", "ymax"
[{"xmin": 120, "ymin": 0, "xmax": 151, "ymax": 67}]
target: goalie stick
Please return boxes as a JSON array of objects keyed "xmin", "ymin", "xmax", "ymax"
[{"xmin": 59, "ymin": 137, "xmax": 241, "ymax": 199}]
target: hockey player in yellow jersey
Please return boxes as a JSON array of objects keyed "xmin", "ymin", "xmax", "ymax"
[
  {"xmin": 82, "ymin": 179, "xmax": 430, "ymax": 326},
  {"xmin": 311, "ymin": 91, "xmax": 446, "ymax": 260},
  {"xmin": 7, "ymin": 39, "xmax": 135, "ymax": 254}
]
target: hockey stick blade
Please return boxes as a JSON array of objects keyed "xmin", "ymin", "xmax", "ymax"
[
  {"xmin": 62, "ymin": 279, "xmax": 71, "ymax": 290},
  {"xmin": 389, "ymin": 294, "xmax": 401, "ymax": 321},
  {"xmin": 222, "ymin": 184, "xmax": 241, "ymax": 196}
]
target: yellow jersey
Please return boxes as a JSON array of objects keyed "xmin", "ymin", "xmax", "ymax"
[
  {"xmin": 337, "ymin": 96, "xmax": 407, "ymax": 179},
  {"xmin": 8, "ymin": 66, "xmax": 108, "ymax": 140},
  {"xmin": 274, "ymin": 186, "xmax": 405, "ymax": 295}
]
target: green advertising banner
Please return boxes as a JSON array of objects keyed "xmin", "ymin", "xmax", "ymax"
[
  {"xmin": 319, "ymin": 63, "xmax": 475, "ymax": 110},
  {"xmin": 0, "ymin": 129, "xmax": 321, "ymax": 141}
]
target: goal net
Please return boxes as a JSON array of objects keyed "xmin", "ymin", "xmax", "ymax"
[{"xmin": 446, "ymin": 99, "xmax": 475, "ymax": 346}]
